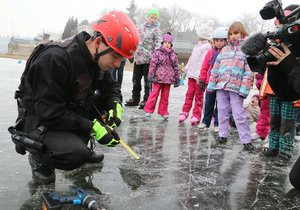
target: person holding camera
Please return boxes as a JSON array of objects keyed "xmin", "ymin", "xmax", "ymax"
[
  {"xmin": 267, "ymin": 9, "xmax": 300, "ymax": 187},
  {"xmin": 259, "ymin": 5, "xmax": 299, "ymax": 167},
  {"xmin": 9, "ymin": 11, "xmax": 139, "ymax": 184}
]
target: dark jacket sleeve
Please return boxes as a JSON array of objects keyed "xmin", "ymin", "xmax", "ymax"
[
  {"xmin": 27, "ymin": 47, "xmax": 93, "ymax": 136},
  {"xmin": 278, "ymin": 54, "xmax": 300, "ymax": 97},
  {"xmin": 267, "ymin": 53, "xmax": 300, "ymax": 101}
]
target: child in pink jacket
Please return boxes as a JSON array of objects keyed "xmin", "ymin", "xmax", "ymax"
[
  {"xmin": 178, "ymin": 21, "xmax": 214, "ymax": 125},
  {"xmin": 144, "ymin": 32, "xmax": 180, "ymax": 119}
]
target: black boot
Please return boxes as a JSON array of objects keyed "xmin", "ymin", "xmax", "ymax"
[
  {"xmin": 274, "ymin": 153, "xmax": 291, "ymax": 167},
  {"xmin": 88, "ymin": 151, "xmax": 104, "ymax": 163},
  {"xmin": 217, "ymin": 137, "xmax": 227, "ymax": 144},
  {"xmin": 125, "ymin": 98, "xmax": 139, "ymax": 106},
  {"xmin": 243, "ymin": 143, "xmax": 254, "ymax": 151},
  {"xmin": 263, "ymin": 148, "xmax": 279, "ymax": 156},
  {"xmin": 28, "ymin": 153, "xmax": 55, "ymax": 184},
  {"xmin": 138, "ymin": 101, "xmax": 145, "ymax": 109}
]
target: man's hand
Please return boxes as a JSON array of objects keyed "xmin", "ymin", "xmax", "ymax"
[
  {"xmin": 267, "ymin": 43, "xmax": 291, "ymax": 66},
  {"xmin": 107, "ymin": 101, "xmax": 123, "ymax": 128},
  {"xmin": 91, "ymin": 119, "xmax": 120, "ymax": 147}
]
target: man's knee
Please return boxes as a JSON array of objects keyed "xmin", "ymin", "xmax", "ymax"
[
  {"xmin": 281, "ymin": 119, "xmax": 295, "ymax": 138},
  {"xmin": 270, "ymin": 115, "xmax": 281, "ymax": 132}
]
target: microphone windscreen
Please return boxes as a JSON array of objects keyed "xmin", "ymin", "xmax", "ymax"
[{"xmin": 241, "ymin": 33, "xmax": 268, "ymax": 56}]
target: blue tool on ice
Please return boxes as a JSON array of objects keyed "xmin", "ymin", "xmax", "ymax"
[{"xmin": 41, "ymin": 185, "xmax": 101, "ymax": 210}]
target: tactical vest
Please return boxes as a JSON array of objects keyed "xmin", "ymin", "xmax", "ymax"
[{"xmin": 9, "ymin": 34, "xmax": 96, "ymax": 154}]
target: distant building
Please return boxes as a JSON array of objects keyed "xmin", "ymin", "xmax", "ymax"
[
  {"xmin": 173, "ymin": 31, "xmax": 198, "ymax": 64},
  {"xmin": 34, "ymin": 31, "xmax": 61, "ymax": 43},
  {"xmin": 7, "ymin": 31, "xmax": 62, "ymax": 57},
  {"xmin": 7, "ymin": 37, "xmax": 36, "ymax": 56}
]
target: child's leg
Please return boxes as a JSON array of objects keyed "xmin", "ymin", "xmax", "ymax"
[
  {"xmin": 269, "ymin": 96, "xmax": 281, "ymax": 151},
  {"xmin": 216, "ymin": 90, "xmax": 231, "ymax": 138},
  {"xmin": 213, "ymin": 105, "xmax": 218, "ymax": 126},
  {"xmin": 202, "ymin": 92, "xmax": 217, "ymax": 127},
  {"xmin": 279, "ymin": 101, "xmax": 296, "ymax": 157},
  {"xmin": 192, "ymin": 82, "xmax": 204, "ymax": 121},
  {"xmin": 158, "ymin": 84, "xmax": 171, "ymax": 116},
  {"xmin": 144, "ymin": 83, "xmax": 161, "ymax": 113},
  {"xmin": 256, "ymin": 97, "xmax": 270, "ymax": 139},
  {"xmin": 229, "ymin": 92, "xmax": 251, "ymax": 144},
  {"xmin": 181, "ymin": 78, "xmax": 196, "ymax": 113}
]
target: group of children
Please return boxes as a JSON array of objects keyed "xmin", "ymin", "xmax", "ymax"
[
  {"xmin": 142, "ymin": 20, "xmax": 256, "ymax": 149},
  {"xmin": 123, "ymin": 7, "xmax": 299, "ymax": 167}
]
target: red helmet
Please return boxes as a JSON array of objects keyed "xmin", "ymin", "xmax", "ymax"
[{"xmin": 92, "ymin": 11, "xmax": 139, "ymax": 59}]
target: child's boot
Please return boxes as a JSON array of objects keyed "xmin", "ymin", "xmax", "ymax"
[
  {"xmin": 243, "ymin": 143, "xmax": 254, "ymax": 151},
  {"xmin": 190, "ymin": 116, "xmax": 200, "ymax": 126},
  {"xmin": 178, "ymin": 112, "xmax": 188, "ymax": 123}
]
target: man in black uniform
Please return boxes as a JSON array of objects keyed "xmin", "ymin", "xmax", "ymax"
[{"xmin": 9, "ymin": 11, "xmax": 139, "ymax": 184}]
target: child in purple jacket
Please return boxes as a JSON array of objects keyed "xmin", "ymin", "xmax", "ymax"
[{"xmin": 144, "ymin": 32, "xmax": 180, "ymax": 119}]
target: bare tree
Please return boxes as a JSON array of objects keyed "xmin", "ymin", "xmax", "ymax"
[{"xmin": 127, "ymin": 0, "xmax": 138, "ymax": 24}]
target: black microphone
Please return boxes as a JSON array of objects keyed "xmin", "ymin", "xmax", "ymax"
[{"xmin": 241, "ymin": 33, "xmax": 268, "ymax": 56}]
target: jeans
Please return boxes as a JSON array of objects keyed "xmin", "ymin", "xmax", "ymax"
[{"xmin": 202, "ymin": 91, "xmax": 218, "ymax": 126}]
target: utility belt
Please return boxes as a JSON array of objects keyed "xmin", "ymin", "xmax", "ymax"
[{"xmin": 8, "ymin": 120, "xmax": 47, "ymax": 155}]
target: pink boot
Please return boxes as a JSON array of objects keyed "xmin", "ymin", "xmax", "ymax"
[
  {"xmin": 190, "ymin": 116, "xmax": 200, "ymax": 126},
  {"xmin": 178, "ymin": 112, "xmax": 188, "ymax": 123}
]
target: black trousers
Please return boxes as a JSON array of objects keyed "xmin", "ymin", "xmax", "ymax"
[
  {"xmin": 131, "ymin": 63, "xmax": 150, "ymax": 102},
  {"xmin": 290, "ymin": 155, "xmax": 300, "ymax": 189},
  {"xmin": 36, "ymin": 131, "xmax": 92, "ymax": 171}
]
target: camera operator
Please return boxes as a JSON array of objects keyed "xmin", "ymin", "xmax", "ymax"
[
  {"xmin": 267, "ymin": 43, "xmax": 300, "ymax": 96},
  {"xmin": 266, "ymin": 5, "xmax": 300, "ymax": 189},
  {"xmin": 267, "ymin": 39, "xmax": 300, "ymax": 190}
]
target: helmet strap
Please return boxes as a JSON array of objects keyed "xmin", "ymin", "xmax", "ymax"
[
  {"xmin": 92, "ymin": 32, "xmax": 113, "ymax": 62},
  {"xmin": 94, "ymin": 47, "xmax": 113, "ymax": 62}
]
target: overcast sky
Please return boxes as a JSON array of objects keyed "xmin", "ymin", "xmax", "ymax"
[{"xmin": 0, "ymin": 0, "xmax": 298, "ymax": 37}]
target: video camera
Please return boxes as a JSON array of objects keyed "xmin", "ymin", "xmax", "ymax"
[{"xmin": 241, "ymin": 0, "xmax": 300, "ymax": 73}]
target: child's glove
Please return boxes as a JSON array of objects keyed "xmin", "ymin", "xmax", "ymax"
[
  {"xmin": 174, "ymin": 81, "xmax": 180, "ymax": 88},
  {"xmin": 91, "ymin": 119, "xmax": 120, "ymax": 147},
  {"xmin": 255, "ymin": 73, "xmax": 263, "ymax": 89},
  {"xmin": 148, "ymin": 77, "xmax": 157, "ymax": 83},
  {"xmin": 199, "ymin": 81, "xmax": 206, "ymax": 91},
  {"xmin": 107, "ymin": 101, "xmax": 123, "ymax": 129}
]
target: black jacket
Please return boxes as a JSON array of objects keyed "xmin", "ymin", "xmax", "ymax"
[
  {"xmin": 280, "ymin": 54, "xmax": 300, "ymax": 97},
  {"xmin": 18, "ymin": 32, "xmax": 122, "ymax": 137},
  {"xmin": 267, "ymin": 53, "xmax": 300, "ymax": 101}
]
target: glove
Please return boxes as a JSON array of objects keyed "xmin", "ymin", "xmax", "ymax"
[
  {"xmin": 91, "ymin": 119, "xmax": 120, "ymax": 147},
  {"xmin": 148, "ymin": 76, "xmax": 157, "ymax": 83},
  {"xmin": 174, "ymin": 81, "xmax": 180, "ymax": 88},
  {"xmin": 107, "ymin": 101, "xmax": 123, "ymax": 128},
  {"xmin": 199, "ymin": 81, "xmax": 206, "ymax": 91},
  {"xmin": 255, "ymin": 73, "xmax": 263, "ymax": 89}
]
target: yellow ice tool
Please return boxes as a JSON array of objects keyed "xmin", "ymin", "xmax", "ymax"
[{"xmin": 119, "ymin": 139, "xmax": 140, "ymax": 159}]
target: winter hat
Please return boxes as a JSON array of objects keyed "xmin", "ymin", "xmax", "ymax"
[
  {"xmin": 197, "ymin": 20, "xmax": 214, "ymax": 40},
  {"xmin": 162, "ymin": 32, "xmax": 173, "ymax": 44},
  {"xmin": 147, "ymin": 8, "xmax": 160, "ymax": 18},
  {"xmin": 212, "ymin": 27, "xmax": 228, "ymax": 39}
]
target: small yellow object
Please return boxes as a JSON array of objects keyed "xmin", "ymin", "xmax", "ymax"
[{"xmin": 119, "ymin": 139, "xmax": 140, "ymax": 159}]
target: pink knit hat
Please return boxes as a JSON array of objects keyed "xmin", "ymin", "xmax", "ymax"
[{"xmin": 162, "ymin": 33, "xmax": 173, "ymax": 43}]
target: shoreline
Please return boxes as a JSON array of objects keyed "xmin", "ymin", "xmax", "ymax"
[{"xmin": 0, "ymin": 54, "xmax": 134, "ymax": 71}]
